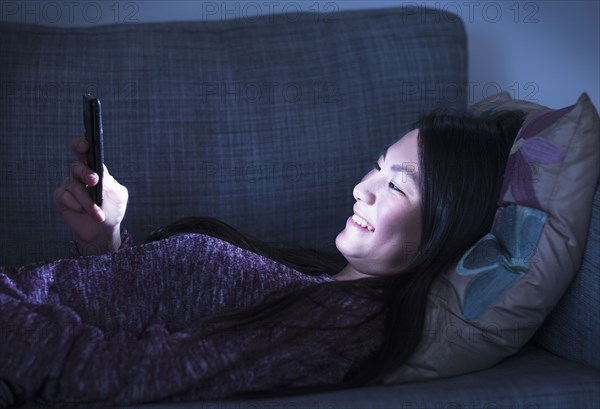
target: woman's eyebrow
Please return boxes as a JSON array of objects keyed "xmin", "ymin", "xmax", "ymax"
[{"xmin": 390, "ymin": 163, "xmax": 419, "ymax": 186}]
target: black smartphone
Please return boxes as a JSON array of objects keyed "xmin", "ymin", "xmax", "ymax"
[{"xmin": 82, "ymin": 94, "xmax": 104, "ymax": 207}]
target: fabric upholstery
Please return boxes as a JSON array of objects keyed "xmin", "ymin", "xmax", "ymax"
[
  {"xmin": 534, "ymin": 184, "xmax": 600, "ymax": 369},
  {"xmin": 0, "ymin": 7, "xmax": 467, "ymax": 267},
  {"xmin": 113, "ymin": 346, "xmax": 600, "ymax": 409}
]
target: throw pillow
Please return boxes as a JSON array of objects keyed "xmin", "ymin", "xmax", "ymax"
[{"xmin": 473, "ymin": 92, "xmax": 600, "ymax": 370}]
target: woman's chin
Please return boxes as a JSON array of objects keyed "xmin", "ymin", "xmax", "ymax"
[
  {"xmin": 334, "ymin": 231, "xmax": 349, "ymax": 257},
  {"xmin": 335, "ymin": 230, "xmax": 364, "ymax": 260},
  {"xmin": 334, "ymin": 231, "xmax": 345, "ymax": 253}
]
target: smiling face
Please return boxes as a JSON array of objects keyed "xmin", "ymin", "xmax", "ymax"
[{"xmin": 334, "ymin": 129, "xmax": 422, "ymax": 281}]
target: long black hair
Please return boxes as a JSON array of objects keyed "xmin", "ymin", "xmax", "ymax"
[{"xmin": 145, "ymin": 109, "xmax": 525, "ymax": 393}]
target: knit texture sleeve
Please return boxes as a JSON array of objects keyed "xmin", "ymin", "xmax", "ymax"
[{"xmin": 0, "ymin": 233, "xmax": 382, "ymax": 407}]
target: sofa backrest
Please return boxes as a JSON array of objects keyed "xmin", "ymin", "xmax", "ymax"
[
  {"xmin": 534, "ymin": 184, "xmax": 600, "ymax": 370},
  {"xmin": 0, "ymin": 7, "xmax": 467, "ymax": 266}
]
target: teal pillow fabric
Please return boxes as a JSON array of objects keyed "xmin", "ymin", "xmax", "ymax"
[
  {"xmin": 456, "ymin": 205, "xmax": 548, "ymax": 321},
  {"xmin": 384, "ymin": 93, "xmax": 600, "ymax": 383}
]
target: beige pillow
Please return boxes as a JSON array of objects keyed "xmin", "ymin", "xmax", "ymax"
[
  {"xmin": 469, "ymin": 91, "xmax": 549, "ymax": 118},
  {"xmin": 384, "ymin": 93, "xmax": 600, "ymax": 383}
]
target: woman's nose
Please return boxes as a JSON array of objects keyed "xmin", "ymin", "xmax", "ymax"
[{"xmin": 353, "ymin": 179, "xmax": 376, "ymax": 205}]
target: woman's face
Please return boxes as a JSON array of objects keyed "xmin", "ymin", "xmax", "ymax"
[{"xmin": 334, "ymin": 129, "xmax": 422, "ymax": 280}]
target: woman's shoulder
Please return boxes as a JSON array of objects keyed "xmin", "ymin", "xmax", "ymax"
[{"xmin": 141, "ymin": 232, "xmax": 335, "ymax": 283}]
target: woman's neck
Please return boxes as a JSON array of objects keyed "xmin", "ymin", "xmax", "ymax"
[{"xmin": 333, "ymin": 264, "xmax": 368, "ymax": 281}]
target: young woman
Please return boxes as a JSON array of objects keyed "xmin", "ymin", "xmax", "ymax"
[{"xmin": 0, "ymin": 110, "xmax": 524, "ymax": 407}]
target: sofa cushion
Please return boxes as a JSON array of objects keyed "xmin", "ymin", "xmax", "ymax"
[
  {"xmin": 533, "ymin": 184, "xmax": 600, "ymax": 369},
  {"xmin": 119, "ymin": 346, "xmax": 600, "ymax": 409},
  {"xmin": 0, "ymin": 7, "xmax": 467, "ymax": 267},
  {"xmin": 384, "ymin": 93, "xmax": 600, "ymax": 383}
]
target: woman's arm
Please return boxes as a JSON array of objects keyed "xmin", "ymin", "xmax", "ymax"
[
  {"xmin": 0, "ymin": 287, "xmax": 381, "ymax": 407},
  {"xmin": 0, "ymin": 233, "xmax": 379, "ymax": 406},
  {"xmin": 53, "ymin": 137, "xmax": 129, "ymax": 256}
]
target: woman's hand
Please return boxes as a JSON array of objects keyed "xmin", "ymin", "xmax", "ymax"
[{"xmin": 53, "ymin": 138, "xmax": 129, "ymax": 256}]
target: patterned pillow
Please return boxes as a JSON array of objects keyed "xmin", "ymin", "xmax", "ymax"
[
  {"xmin": 470, "ymin": 93, "xmax": 600, "ymax": 370},
  {"xmin": 384, "ymin": 93, "xmax": 600, "ymax": 383}
]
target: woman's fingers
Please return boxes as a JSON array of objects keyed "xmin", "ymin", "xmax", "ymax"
[
  {"xmin": 70, "ymin": 160, "xmax": 98, "ymax": 186},
  {"xmin": 53, "ymin": 186, "xmax": 83, "ymax": 213},
  {"xmin": 71, "ymin": 137, "xmax": 89, "ymax": 164},
  {"xmin": 53, "ymin": 183, "xmax": 104, "ymax": 222},
  {"xmin": 61, "ymin": 140, "xmax": 126, "ymax": 225},
  {"xmin": 93, "ymin": 205, "xmax": 106, "ymax": 222},
  {"xmin": 61, "ymin": 175, "xmax": 105, "ymax": 222}
]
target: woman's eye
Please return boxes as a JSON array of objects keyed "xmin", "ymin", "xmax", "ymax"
[{"xmin": 388, "ymin": 182, "xmax": 404, "ymax": 195}]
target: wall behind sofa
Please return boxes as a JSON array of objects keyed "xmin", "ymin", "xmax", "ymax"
[{"xmin": 1, "ymin": 0, "xmax": 598, "ymax": 109}]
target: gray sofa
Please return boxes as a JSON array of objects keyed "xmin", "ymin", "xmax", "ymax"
[{"xmin": 1, "ymin": 6, "xmax": 598, "ymax": 409}]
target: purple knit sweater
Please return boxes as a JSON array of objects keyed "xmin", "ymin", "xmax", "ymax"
[{"xmin": 0, "ymin": 232, "xmax": 384, "ymax": 408}]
